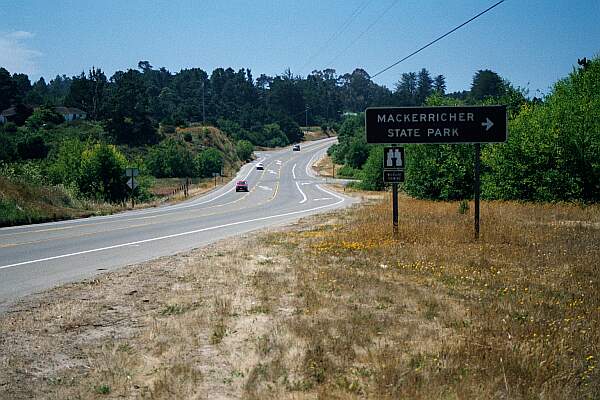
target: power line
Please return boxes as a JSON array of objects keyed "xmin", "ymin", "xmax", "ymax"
[
  {"xmin": 326, "ymin": 0, "xmax": 401, "ymax": 68},
  {"xmin": 371, "ymin": 0, "xmax": 506, "ymax": 79},
  {"xmin": 299, "ymin": 0, "xmax": 372, "ymax": 75}
]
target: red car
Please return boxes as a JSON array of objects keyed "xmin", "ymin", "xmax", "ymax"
[{"xmin": 235, "ymin": 180, "xmax": 249, "ymax": 192}]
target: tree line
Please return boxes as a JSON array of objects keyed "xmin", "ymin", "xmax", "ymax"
[
  {"xmin": 330, "ymin": 58, "xmax": 600, "ymax": 203},
  {"xmin": 0, "ymin": 62, "xmax": 456, "ymax": 147}
]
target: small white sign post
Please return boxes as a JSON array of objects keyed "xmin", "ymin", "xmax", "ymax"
[{"xmin": 125, "ymin": 167, "xmax": 139, "ymax": 208}]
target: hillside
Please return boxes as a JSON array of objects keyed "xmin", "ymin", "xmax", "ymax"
[
  {"xmin": 0, "ymin": 124, "xmax": 244, "ymax": 227},
  {"xmin": 173, "ymin": 125, "xmax": 242, "ymax": 174},
  {"xmin": 0, "ymin": 176, "xmax": 117, "ymax": 227}
]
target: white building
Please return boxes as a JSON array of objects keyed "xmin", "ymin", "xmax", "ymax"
[{"xmin": 53, "ymin": 107, "xmax": 87, "ymax": 121}]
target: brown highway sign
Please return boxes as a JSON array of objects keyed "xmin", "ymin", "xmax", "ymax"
[{"xmin": 365, "ymin": 105, "xmax": 507, "ymax": 144}]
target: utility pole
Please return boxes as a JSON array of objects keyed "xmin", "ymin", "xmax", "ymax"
[
  {"xmin": 202, "ymin": 80, "xmax": 206, "ymax": 123},
  {"xmin": 305, "ymin": 107, "xmax": 308, "ymax": 127}
]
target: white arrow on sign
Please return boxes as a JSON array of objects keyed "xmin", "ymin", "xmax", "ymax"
[{"xmin": 481, "ymin": 118, "xmax": 494, "ymax": 131}]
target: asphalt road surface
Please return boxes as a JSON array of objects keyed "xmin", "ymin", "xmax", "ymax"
[{"xmin": 0, "ymin": 138, "xmax": 355, "ymax": 312}]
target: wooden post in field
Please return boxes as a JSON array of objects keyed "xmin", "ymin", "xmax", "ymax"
[
  {"xmin": 474, "ymin": 144, "xmax": 481, "ymax": 239},
  {"xmin": 392, "ymin": 183, "xmax": 399, "ymax": 236}
]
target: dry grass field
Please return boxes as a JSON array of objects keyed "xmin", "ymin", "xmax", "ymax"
[
  {"xmin": 1, "ymin": 193, "xmax": 598, "ymax": 399},
  {"xmin": 250, "ymin": 195, "xmax": 600, "ymax": 399}
]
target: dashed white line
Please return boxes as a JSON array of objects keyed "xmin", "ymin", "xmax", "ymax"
[{"xmin": 0, "ymin": 191, "xmax": 347, "ymax": 271}]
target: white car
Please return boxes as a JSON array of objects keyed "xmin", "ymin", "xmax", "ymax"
[{"xmin": 256, "ymin": 162, "xmax": 264, "ymax": 170}]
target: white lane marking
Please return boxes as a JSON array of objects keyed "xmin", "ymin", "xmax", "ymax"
[
  {"xmin": 292, "ymin": 163, "xmax": 297, "ymax": 179},
  {"xmin": 305, "ymin": 147, "xmax": 328, "ymax": 180},
  {"xmin": 258, "ymin": 186, "xmax": 273, "ymax": 191},
  {"xmin": 3, "ymin": 137, "xmax": 336, "ymax": 234},
  {"xmin": 300, "ymin": 182, "xmax": 312, "ymax": 186},
  {"xmin": 313, "ymin": 198, "xmax": 333, "ymax": 201},
  {"xmin": 295, "ymin": 182, "xmax": 307, "ymax": 204},
  {"xmin": 0, "ymin": 161, "xmax": 261, "ymax": 235},
  {"xmin": 1, "ymin": 138, "xmax": 334, "ymax": 236},
  {"xmin": 0, "ymin": 159, "xmax": 265, "ymax": 236},
  {"xmin": 0, "ymin": 190, "xmax": 348, "ymax": 271},
  {"xmin": 315, "ymin": 184, "xmax": 346, "ymax": 202}
]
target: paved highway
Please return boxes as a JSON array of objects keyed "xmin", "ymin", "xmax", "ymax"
[{"xmin": 0, "ymin": 138, "xmax": 355, "ymax": 312}]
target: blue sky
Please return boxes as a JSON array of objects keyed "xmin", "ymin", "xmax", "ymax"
[{"xmin": 1, "ymin": 0, "xmax": 599, "ymax": 95}]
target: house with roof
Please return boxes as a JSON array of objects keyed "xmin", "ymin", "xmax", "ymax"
[
  {"xmin": 0, "ymin": 106, "xmax": 18, "ymax": 124},
  {"xmin": 0, "ymin": 106, "xmax": 87, "ymax": 124},
  {"xmin": 53, "ymin": 107, "xmax": 87, "ymax": 121}
]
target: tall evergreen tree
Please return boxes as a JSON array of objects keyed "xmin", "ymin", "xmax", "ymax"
[
  {"xmin": 394, "ymin": 72, "xmax": 417, "ymax": 106},
  {"xmin": 433, "ymin": 74, "xmax": 446, "ymax": 94},
  {"xmin": 0, "ymin": 68, "xmax": 15, "ymax": 110},
  {"xmin": 11, "ymin": 73, "xmax": 31, "ymax": 102},
  {"xmin": 470, "ymin": 69, "xmax": 505, "ymax": 100},
  {"xmin": 416, "ymin": 68, "xmax": 433, "ymax": 105}
]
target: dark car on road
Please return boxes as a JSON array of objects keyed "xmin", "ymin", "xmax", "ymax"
[
  {"xmin": 235, "ymin": 180, "xmax": 249, "ymax": 192},
  {"xmin": 293, "ymin": 144, "xmax": 300, "ymax": 151}
]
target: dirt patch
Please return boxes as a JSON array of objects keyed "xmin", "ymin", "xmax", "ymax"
[{"xmin": 0, "ymin": 231, "xmax": 300, "ymax": 399}]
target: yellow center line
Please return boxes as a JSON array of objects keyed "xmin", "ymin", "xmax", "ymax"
[
  {"xmin": 0, "ymin": 144, "xmax": 328, "ymax": 249},
  {"xmin": 0, "ymin": 160, "xmax": 282, "ymax": 249},
  {"xmin": 0, "ymin": 213, "xmax": 164, "ymax": 239}
]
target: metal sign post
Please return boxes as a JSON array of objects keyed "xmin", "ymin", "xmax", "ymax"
[
  {"xmin": 392, "ymin": 183, "xmax": 399, "ymax": 235},
  {"xmin": 383, "ymin": 146, "xmax": 404, "ymax": 236},
  {"xmin": 125, "ymin": 167, "xmax": 139, "ymax": 208},
  {"xmin": 474, "ymin": 144, "xmax": 481, "ymax": 239},
  {"xmin": 366, "ymin": 105, "xmax": 507, "ymax": 239}
]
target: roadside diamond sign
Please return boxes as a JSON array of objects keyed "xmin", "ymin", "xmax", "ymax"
[{"xmin": 127, "ymin": 178, "xmax": 138, "ymax": 190}]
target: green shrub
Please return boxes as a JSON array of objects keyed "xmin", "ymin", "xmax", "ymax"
[
  {"xmin": 183, "ymin": 132, "xmax": 193, "ymax": 142},
  {"xmin": 48, "ymin": 138, "xmax": 86, "ymax": 187},
  {"xmin": 345, "ymin": 138, "xmax": 370, "ymax": 169},
  {"xmin": 458, "ymin": 200, "xmax": 469, "ymax": 214},
  {"xmin": 0, "ymin": 160, "xmax": 48, "ymax": 185},
  {"xmin": 337, "ymin": 164, "xmax": 358, "ymax": 178},
  {"xmin": 236, "ymin": 140, "xmax": 254, "ymax": 161},
  {"xmin": 404, "ymin": 144, "xmax": 474, "ymax": 200},
  {"xmin": 17, "ymin": 135, "xmax": 49, "ymax": 160},
  {"xmin": 356, "ymin": 146, "xmax": 384, "ymax": 191},
  {"xmin": 0, "ymin": 197, "xmax": 39, "ymax": 226},
  {"xmin": 146, "ymin": 139, "xmax": 195, "ymax": 178},
  {"xmin": 195, "ymin": 148, "xmax": 224, "ymax": 177},
  {"xmin": 25, "ymin": 106, "xmax": 64, "ymax": 130},
  {"xmin": 0, "ymin": 130, "xmax": 17, "ymax": 162},
  {"xmin": 482, "ymin": 58, "xmax": 600, "ymax": 201},
  {"xmin": 77, "ymin": 143, "xmax": 128, "ymax": 202}
]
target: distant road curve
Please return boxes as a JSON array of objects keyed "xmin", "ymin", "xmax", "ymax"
[{"xmin": 0, "ymin": 137, "xmax": 355, "ymax": 312}]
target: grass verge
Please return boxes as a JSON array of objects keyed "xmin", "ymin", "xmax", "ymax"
[
  {"xmin": 0, "ymin": 194, "xmax": 598, "ymax": 398},
  {"xmin": 244, "ymin": 195, "xmax": 599, "ymax": 399}
]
